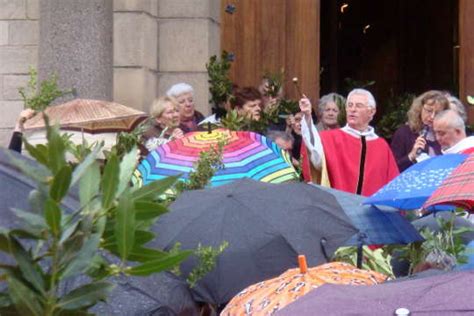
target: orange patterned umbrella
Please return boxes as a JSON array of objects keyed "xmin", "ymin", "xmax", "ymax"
[
  {"xmin": 24, "ymin": 99, "xmax": 147, "ymax": 133},
  {"xmin": 221, "ymin": 256, "xmax": 387, "ymax": 316}
]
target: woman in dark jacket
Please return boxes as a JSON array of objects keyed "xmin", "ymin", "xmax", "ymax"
[{"xmin": 391, "ymin": 90, "xmax": 449, "ymax": 172}]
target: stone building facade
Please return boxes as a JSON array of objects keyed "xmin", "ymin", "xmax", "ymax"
[{"xmin": 0, "ymin": 0, "xmax": 220, "ymax": 146}]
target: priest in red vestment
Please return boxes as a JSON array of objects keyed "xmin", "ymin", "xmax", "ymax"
[{"xmin": 300, "ymin": 89, "xmax": 399, "ymax": 196}]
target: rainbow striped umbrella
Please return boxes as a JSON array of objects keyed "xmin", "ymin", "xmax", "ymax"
[{"xmin": 136, "ymin": 129, "xmax": 299, "ymax": 187}]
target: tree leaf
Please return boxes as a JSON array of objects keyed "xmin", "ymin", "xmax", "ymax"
[
  {"xmin": 134, "ymin": 201, "xmax": 168, "ymax": 220},
  {"xmin": 131, "ymin": 176, "xmax": 179, "ymax": 202},
  {"xmin": 116, "ymin": 146, "xmax": 138, "ymax": 198},
  {"xmin": 128, "ymin": 251, "xmax": 191, "ymax": 276},
  {"xmin": 6, "ymin": 151, "xmax": 51, "ymax": 184},
  {"xmin": 79, "ymin": 161, "xmax": 101, "ymax": 212},
  {"xmin": 128, "ymin": 247, "xmax": 168, "ymax": 262},
  {"xmin": 57, "ymin": 281, "xmax": 114, "ymax": 310},
  {"xmin": 134, "ymin": 230, "xmax": 155, "ymax": 247},
  {"xmin": 115, "ymin": 191, "xmax": 135, "ymax": 261},
  {"xmin": 8, "ymin": 236, "xmax": 45, "ymax": 295},
  {"xmin": 11, "ymin": 208, "xmax": 47, "ymax": 234},
  {"xmin": 101, "ymin": 154, "xmax": 119, "ymax": 209},
  {"xmin": 7, "ymin": 276, "xmax": 43, "ymax": 316},
  {"xmin": 61, "ymin": 233, "xmax": 101, "ymax": 279},
  {"xmin": 70, "ymin": 144, "xmax": 102, "ymax": 187},
  {"xmin": 46, "ymin": 123, "xmax": 67, "ymax": 174},
  {"xmin": 50, "ymin": 165, "xmax": 72, "ymax": 202},
  {"xmin": 23, "ymin": 140, "xmax": 48, "ymax": 166},
  {"xmin": 44, "ymin": 199, "xmax": 61, "ymax": 236}
]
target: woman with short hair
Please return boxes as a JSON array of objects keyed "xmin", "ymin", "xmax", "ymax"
[
  {"xmin": 166, "ymin": 83, "xmax": 204, "ymax": 132},
  {"xmin": 140, "ymin": 96, "xmax": 184, "ymax": 157}
]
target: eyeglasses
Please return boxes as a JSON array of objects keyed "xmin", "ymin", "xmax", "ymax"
[
  {"xmin": 346, "ymin": 102, "xmax": 368, "ymax": 110},
  {"xmin": 422, "ymin": 105, "xmax": 437, "ymax": 116}
]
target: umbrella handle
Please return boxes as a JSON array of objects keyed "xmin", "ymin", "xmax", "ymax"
[
  {"xmin": 356, "ymin": 232, "xmax": 368, "ymax": 269},
  {"xmin": 320, "ymin": 237, "xmax": 329, "ymax": 262}
]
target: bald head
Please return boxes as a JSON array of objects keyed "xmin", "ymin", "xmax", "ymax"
[{"xmin": 433, "ymin": 110, "xmax": 466, "ymax": 150}]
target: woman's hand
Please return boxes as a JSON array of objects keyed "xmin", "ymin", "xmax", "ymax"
[
  {"xmin": 171, "ymin": 128, "xmax": 184, "ymax": 139},
  {"xmin": 408, "ymin": 135, "xmax": 427, "ymax": 162},
  {"xmin": 14, "ymin": 108, "xmax": 36, "ymax": 132}
]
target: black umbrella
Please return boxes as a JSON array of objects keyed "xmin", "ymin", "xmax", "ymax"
[
  {"xmin": 62, "ymin": 271, "xmax": 200, "ymax": 316},
  {"xmin": 150, "ymin": 179, "xmax": 358, "ymax": 306}
]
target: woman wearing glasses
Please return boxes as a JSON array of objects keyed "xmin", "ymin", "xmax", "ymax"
[{"xmin": 390, "ymin": 90, "xmax": 450, "ymax": 171}]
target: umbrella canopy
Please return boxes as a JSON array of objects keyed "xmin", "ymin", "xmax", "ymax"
[
  {"xmin": 149, "ymin": 179, "xmax": 358, "ymax": 305},
  {"xmin": 424, "ymin": 154, "xmax": 474, "ymax": 212},
  {"xmin": 313, "ymin": 185, "xmax": 423, "ymax": 245},
  {"xmin": 136, "ymin": 128, "xmax": 299, "ymax": 187},
  {"xmin": 222, "ymin": 259, "xmax": 387, "ymax": 316},
  {"xmin": 364, "ymin": 154, "xmax": 468, "ymax": 210},
  {"xmin": 0, "ymin": 148, "xmax": 79, "ymax": 229},
  {"xmin": 277, "ymin": 270, "xmax": 474, "ymax": 316},
  {"xmin": 63, "ymin": 271, "xmax": 199, "ymax": 316},
  {"xmin": 24, "ymin": 98, "xmax": 147, "ymax": 133}
]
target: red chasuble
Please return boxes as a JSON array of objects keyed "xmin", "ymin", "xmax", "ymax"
[{"xmin": 320, "ymin": 129, "xmax": 399, "ymax": 196}]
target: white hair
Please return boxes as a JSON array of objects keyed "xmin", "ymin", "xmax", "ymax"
[
  {"xmin": 435, "ymin": 109, "xmax": 465, "ymax": 131},
  {"xmin": 166, "ymin": 83, "xmax": 194, "ymax": 98},
  {"xmin": 347, "ymin": 88, "xmax": 376, "ymax": 108},
  {"xmin": 447, "ymin": 96, "xmax": 467, "ymax": 123}
]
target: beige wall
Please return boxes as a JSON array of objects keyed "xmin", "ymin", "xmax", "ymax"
[
  {"xmin": 0, "ymin": 0, "xmax": 39, "ymax": 146},
  {"xmin": 113, "ymin": 0, "xmax": 220, "ymax": 116},
  {"xmin": 0, "ymin": 0, "xmax": 220, "ymax": 146}
]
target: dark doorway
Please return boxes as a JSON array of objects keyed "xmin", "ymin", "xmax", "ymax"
[{"xmin": 320, "ymin": 0, "xmax": 458, "ymax": 113}]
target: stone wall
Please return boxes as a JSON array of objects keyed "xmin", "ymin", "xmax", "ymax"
[
  {"xmin": 0, "ymin": 0, "xmax": 220, "ymax": 146},
  {"xmin": 0, "ymin": 0, "xmax": 38, "ymax": 145},
  {"xmin": 114, "ymin": 0, "xmax": 220, "ymax": 116}
]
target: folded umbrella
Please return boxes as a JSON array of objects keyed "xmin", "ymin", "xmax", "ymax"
[{"xmin": 149, "ymin": 179, "xmax": 358, "ymax": 306}]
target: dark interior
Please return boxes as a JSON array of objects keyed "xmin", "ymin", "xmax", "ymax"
[{"xmin": 320, "ymin": 0, "xmax": 458, "ymax": 115}]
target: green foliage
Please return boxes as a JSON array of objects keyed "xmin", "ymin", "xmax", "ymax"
[
  {"xmin": 333, "ymin": 246, "xmax": 394, "ymax": 278},
  {"xmin": 18, "ymin": 67, "xmax": 73, "ymax": 111},
  {"xmin": 207, "ymin": 51, "xmax": 234, "ymax": 112},
  {"xmin": 187, "ymin": 241, "xmax": 229, "ymax": 287},
  {"xmin": 386, "ymin": 212, "xmax": 473, "ymax": 275},
  {"xmin": 176, "ymin": 140, "xmax": 226, "ymax": 192},
  {"xmin": 0, "ymin": 117, "xmax": 191, "ymax": 315},
  {"xmin": 109, "ymin": 118, "xmax": 152, "ymax": 160},
  {"xmin": 376, "ymin": 92, "xmax": 415, "ymax": 140}
]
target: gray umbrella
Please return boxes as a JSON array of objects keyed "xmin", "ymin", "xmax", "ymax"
[
  {"xmin": 313, "ymin": 184, "xmax": 423, "ymax": 245},
  {"xmin": 150, "ymin": 179, "xmax": 358, "ymax": 306},
  {"xmin": 62, "ymin": 270, "xmax": 200, "ymax": 316},
  {"xmin": 0, "ymin": 147, "xmax": 79, "ymax": 229},
  {"xmin": 277, "ymin": 270, "xmax": 474, "ymax": 316}
]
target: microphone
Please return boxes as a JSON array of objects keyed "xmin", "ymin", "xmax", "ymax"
[{"xmin": 416, "ymin": 125, "xmax": 429, "ymax": 155}]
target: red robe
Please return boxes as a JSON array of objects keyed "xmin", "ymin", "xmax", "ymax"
[{"xmin": 318, "ymin": 129, "xmax": 399, "ymax": 196}]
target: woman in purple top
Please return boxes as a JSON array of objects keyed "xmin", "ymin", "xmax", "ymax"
[{"xmin": 390, "ymin": 90, "xmax": 449, "ymax": 171}]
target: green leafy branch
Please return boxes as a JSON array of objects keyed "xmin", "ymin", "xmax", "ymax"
[{"xmin": 19, "ymin": 67, "xmax": 74, "ymax": 111}]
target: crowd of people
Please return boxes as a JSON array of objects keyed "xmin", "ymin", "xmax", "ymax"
[{"xmin": 9, "ymin": 80, "xmax": 473, "ymax": 199}]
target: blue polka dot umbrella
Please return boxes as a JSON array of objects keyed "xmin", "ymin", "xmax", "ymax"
[
  {"xmin": 136, "ymin": 129, "xmax": 299, "ymax": 187},
  {"xmin": 363, "ymin": 153, "xmax": 468, "ymax": 210}
]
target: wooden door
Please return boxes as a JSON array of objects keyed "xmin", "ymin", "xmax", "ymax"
[
  {"xmin": 220, "ymin": 0, "xmax": 320, "ymax": 102},
  {"xmin": 459, "ymin": 0, "xmax": 474, "ymax": 123}
]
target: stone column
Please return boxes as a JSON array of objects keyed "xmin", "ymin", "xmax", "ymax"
[
  {"xmin": 157, "ymin": 0, "xmax": 220, "ymax": 115},
  {"xmin": 113, "ymin": 0, "xmax": 158, "ymax": 111},
  {"xmin": 39, "ymin": 0, "xmax": 113, "ymax": 101}
]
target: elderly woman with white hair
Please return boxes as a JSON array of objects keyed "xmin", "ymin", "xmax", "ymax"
[
  {"xmin": 166, "ymin": 83, "xmax": 204, "ymax": 132},
  {"xmin": 316, "ymin": 93, "xmax": 345, "ymax": 131}
]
